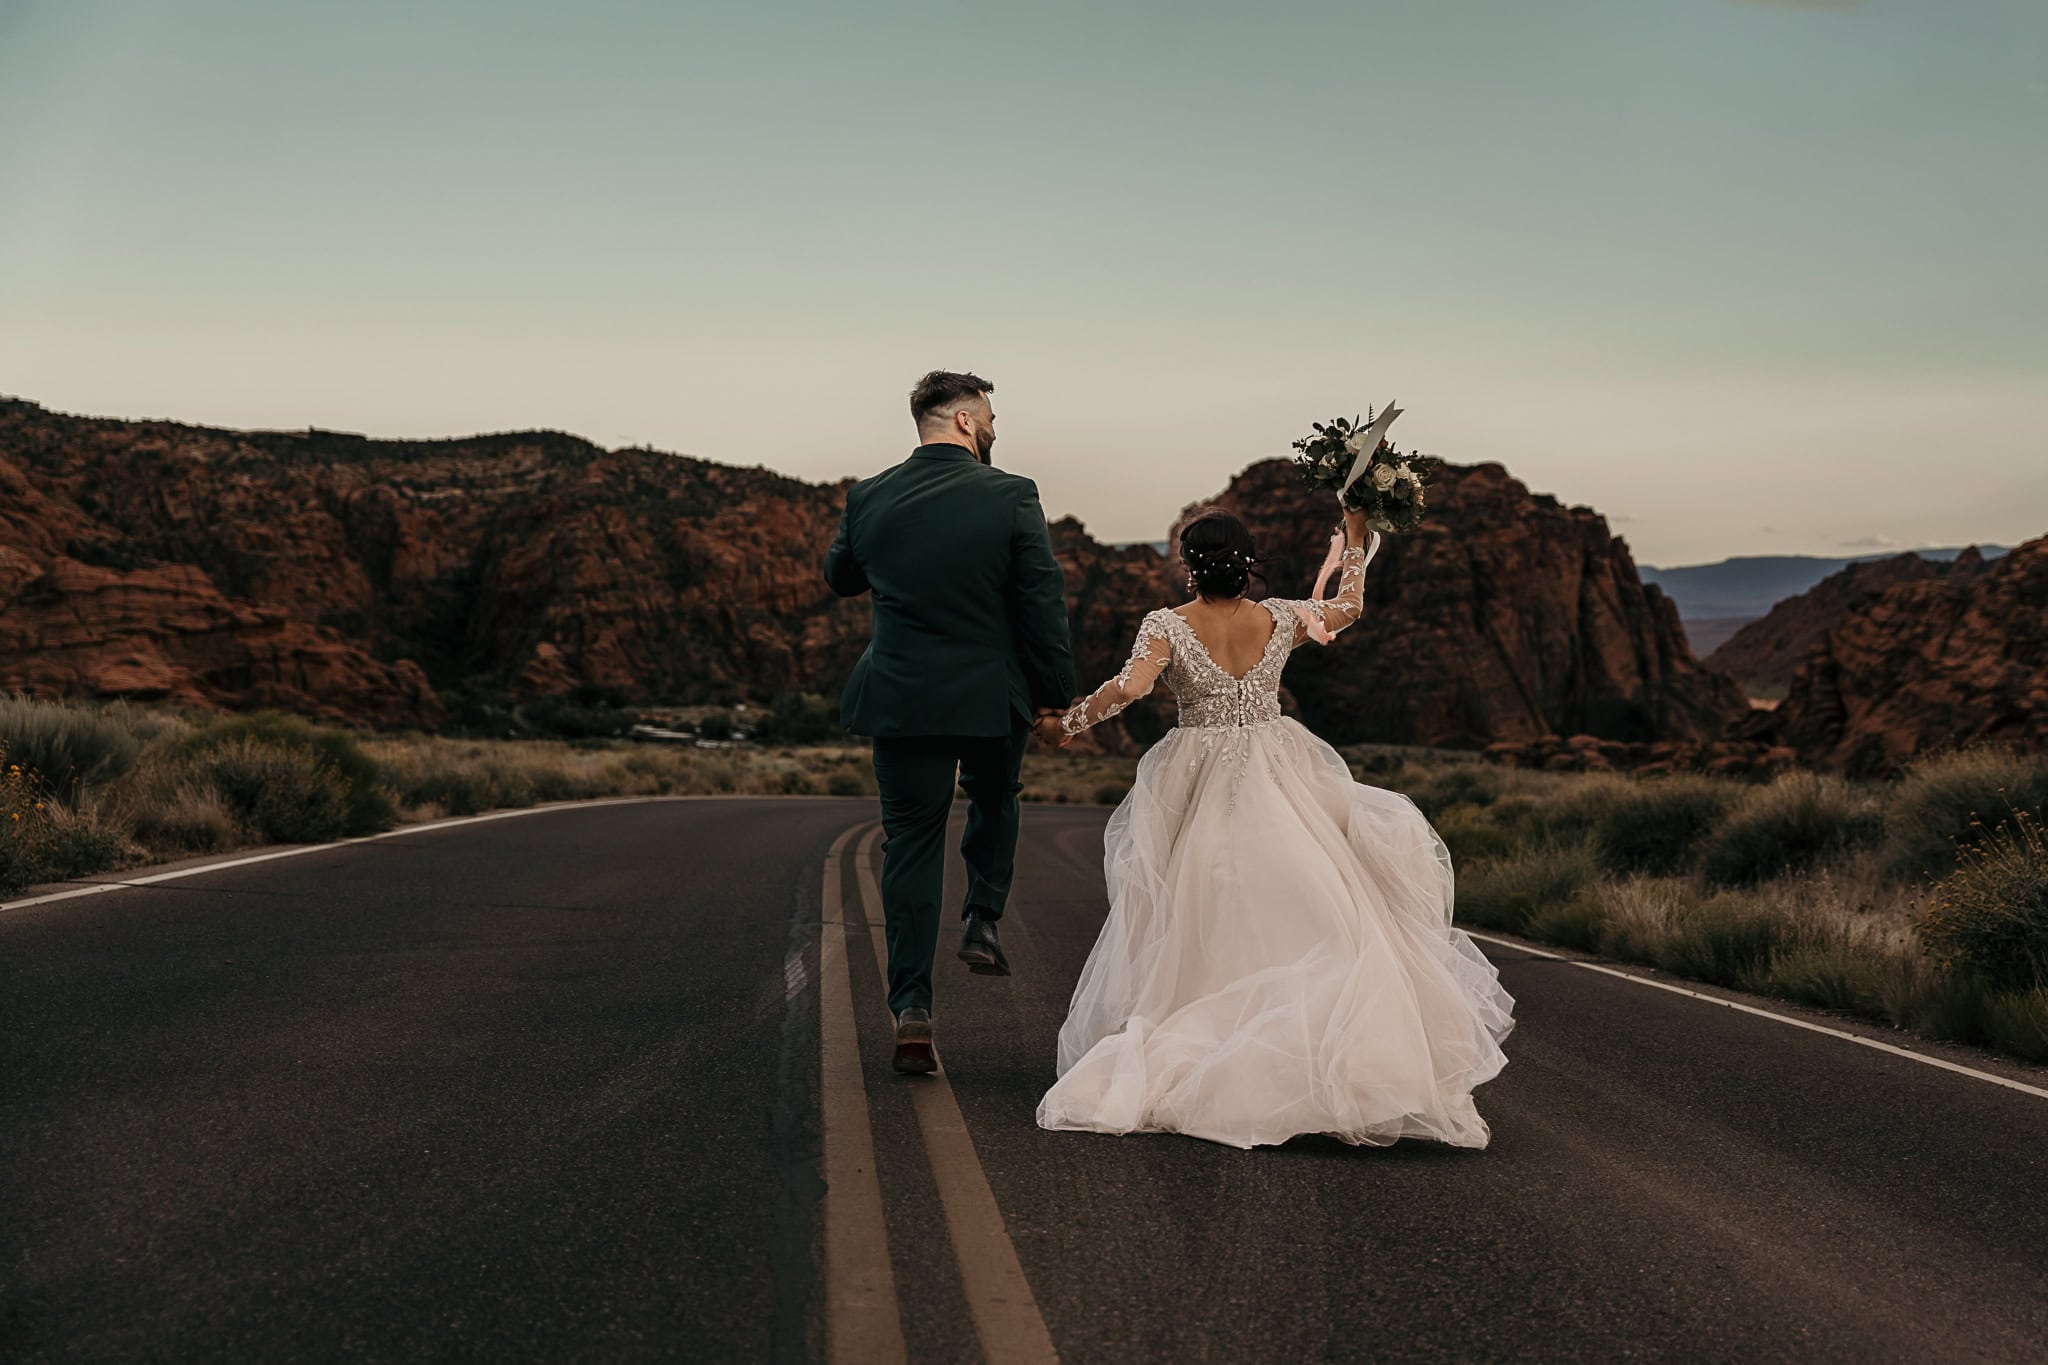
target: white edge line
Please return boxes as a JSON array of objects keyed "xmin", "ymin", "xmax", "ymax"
[
  {"xmin": 1464, "ymin": 929, "xmax": 2048, "ymax": 1103},
  {"xmin": 0, "ymin": 794, "xmax": 859, "ymax": 914}
]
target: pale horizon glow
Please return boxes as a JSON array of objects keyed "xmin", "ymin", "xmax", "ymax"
[{"xmin": 1, "ymin": 0, "xmax": 2042, "ymax": 566}]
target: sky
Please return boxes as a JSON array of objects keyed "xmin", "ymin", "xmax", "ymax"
[{"xmin": 1, "ymin": 0, "xmax": 2042, "ymax": 566}]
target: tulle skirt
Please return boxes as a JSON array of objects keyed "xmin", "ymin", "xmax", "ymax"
[{"xmin": 1037, "ymin": 717, "xmax": 1515, "ymax": 1150}]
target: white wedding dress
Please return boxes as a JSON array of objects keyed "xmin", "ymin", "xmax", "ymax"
[{"xmin": 1037, "ymin": 541, "xmax": 1515, "ymax": 1150}]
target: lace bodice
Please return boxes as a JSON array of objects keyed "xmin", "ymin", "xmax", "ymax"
[{"xmin": 1060, "ymin": 543, "xmax": 1371, "ymax": 737}]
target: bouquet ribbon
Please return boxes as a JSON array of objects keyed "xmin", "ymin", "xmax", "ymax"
[
  {"xmin": 1296, "ymin": 528, "xmax": 1382, "ymax": 644},
  {"xmin": 1338, "ymin": 401, "xmax": 1403, "ymax": 500}
]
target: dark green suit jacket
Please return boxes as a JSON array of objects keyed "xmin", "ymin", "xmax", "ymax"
[{"xmin": 825, "ymin": 443, "xmax": 1078, "ymax": 738}]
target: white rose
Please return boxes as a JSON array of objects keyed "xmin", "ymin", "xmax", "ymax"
[
  {"xmin": 1398, "ymin": 464, "xmax": 1420, "ymax": 484},
  {"xmin": 1344, "ymin": 430, "xmax": 1370, "ymax": 455},
  {"xmin": 1371, "ymin": 463, "xmax": 1398, "ymax": 491}
]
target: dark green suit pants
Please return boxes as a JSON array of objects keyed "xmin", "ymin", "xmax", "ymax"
[{"xmin": 870, "ymin": 724, "xmax": 1030, "ymax": 1015}]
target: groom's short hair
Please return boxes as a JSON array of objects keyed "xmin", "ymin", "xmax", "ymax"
[{"xmin": 910, "ymin": 370, "xmax": 994, "ymax": 428}]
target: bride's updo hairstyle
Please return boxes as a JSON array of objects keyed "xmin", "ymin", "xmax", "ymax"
[{"xmin": 1178, "ymin": 507, "xmax": 1263, "ymax": 600}]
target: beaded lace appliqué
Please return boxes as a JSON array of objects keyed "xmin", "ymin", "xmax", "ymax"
[
  {"xmin": 1058, "ymin": 545, "xmax": 1369, "ymax": 740},
  {"xmin": 1059, "ymin": 611, "xmax": 1175, "ymax": 738}
]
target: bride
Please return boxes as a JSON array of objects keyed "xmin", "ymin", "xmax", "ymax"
[{"xmin": 1032, "ymin": 504, "xmax": 1514, "ymax": 1150}]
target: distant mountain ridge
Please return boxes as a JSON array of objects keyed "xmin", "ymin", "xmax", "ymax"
[
  {"xmin": 1642, "ymin": 548, "xmax": 2008, "ymax": 621},
  {"xmin": 1705, "ymin": 551, "xmax": 1994, "ymax": 702}
]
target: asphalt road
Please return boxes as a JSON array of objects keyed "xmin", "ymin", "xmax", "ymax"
[{"xmin": 4, "ymin": 797, "xmax": 2045, "ymax": 1364}]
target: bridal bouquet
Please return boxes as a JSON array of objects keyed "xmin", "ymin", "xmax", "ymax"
[{"xmin": 1290, "ymin": 402, "xmax": 1438, "ymax": 532}]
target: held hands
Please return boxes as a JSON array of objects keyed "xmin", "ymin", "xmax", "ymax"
[{"xmin": 1032, "ymin": 707, "xmax": 1071, "ymax": 748}]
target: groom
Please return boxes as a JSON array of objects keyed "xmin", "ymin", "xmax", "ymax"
[{"xmin": 824, "ymin": 370, "xmax": 1077, "ymax": 1074}]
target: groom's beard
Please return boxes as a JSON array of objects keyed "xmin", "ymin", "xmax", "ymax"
[{"xmin": 974, "ymin": 429, "xmax": 996, "ymax": 463}]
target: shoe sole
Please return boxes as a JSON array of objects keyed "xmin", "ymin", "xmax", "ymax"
[
  {"xmin": 892, "ymin": 1039, "xmax": 937, "ymax": 1074},
  {"xmin": 958, "ymin": 947, "xmax": 1010, "ymax": 977}
]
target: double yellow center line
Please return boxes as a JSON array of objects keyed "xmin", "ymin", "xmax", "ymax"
[{"xmin": 817, "ymin": 823, "xmax": 1060, "ymax": 1364}]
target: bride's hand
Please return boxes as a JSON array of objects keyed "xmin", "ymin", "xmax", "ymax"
[{"xmin": 1341, "ymin": 505, "xmax": 1372, "ymax": 547}]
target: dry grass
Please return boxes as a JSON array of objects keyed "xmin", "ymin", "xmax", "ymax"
[
  {"xmin": 1883, "ymin": 747, "xmax": 2048, "ymax": 883},
  {"xmin": 1419, "ymin": 755, "xmax": 2048, "ymax": 1065},
  {"xmin": 0, "ymin": 699, "xmax": 1145, "ymax": 898}
]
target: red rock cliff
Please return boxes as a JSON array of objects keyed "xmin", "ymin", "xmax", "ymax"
[
  {"xmin": 1, "ymin": 399, "xmax": 1747, "ymax": 747},
  {"xmin": 1705, "ymin": 551, "xmax": 1990, "ymax": 702},
  {"xmin": 1177, "ymin": 460, "xmax": 1748, "ymax": 746},
  {"xmin": 1764, "ymin": 535, "xmax": 2048, "ymax": 774}
]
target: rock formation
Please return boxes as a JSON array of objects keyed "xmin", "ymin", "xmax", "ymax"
[
  {"xmin": 0, "ymin": 401, "xmax": 871, "ymax": 727},
  {"xmin": 1178, "ymin": 460, "xmax": 1748, "ymax": 746},
  {"xmin": 1705, "ymin": 551, "xmax": 1990, "ymax": 701},
  {"xmin": 1, "ymin": 398, "xmax": 1745, "ymax": 750},
  {"xmin": 1760, "ymin": 535, "xmax": 2048, "ymax": 774}
]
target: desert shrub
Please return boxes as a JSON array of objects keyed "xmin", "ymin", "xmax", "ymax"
[
  {"xmin": 1981, "ymin": 988, "xmax": 2048, "ymax": 1064},
  {"xmin": 1698, "ymin": 771, "xmax": 1883, "ymax": 887},
  {"xmin": 695, "ymin": 712, "xmax": 735, "ymax": 742},
  {"xmin": 1521, "ymin": 775, "xmax": 1638, "ymax": 843},
  {"xmin": 450, "ymin": 758, "xmax": 540, "ymax": 813},
  {"xmin": 757, "ymin": 692, "xmax": 843, "ymax": 745},
  {"xmin": 613, "ymin": 759, "xmax": 661, "ymax": 794},
  {"xmin": 524, "ymin": 756, "xmax": 619, "ymax": 804},
  {"xmin": 1454, "ymin": 840, "xmax": 1599, "ymax": 934},
  {"xmin": 1761, "ymin": 941, "xmax": 1896, "ymax": 1018},
  {"xmin": 1652, "ymin": 891, "xmax": 1787, "ymax": 989},
  {"xmin": 1883, "ymin": 747, "xmax": 2048, "ymax": 883},
  {"xmin": 1567, "ymin": 875, "xmax": 1878, "ymax": 992},
  {"xmin": 103, "ymin": 701, "xmax": 192, "ymax": 746},
  {"xmin": 1435, "ymin": 804, "xmax": 1516, "ymax": 863},
  {"xmin": 522, "ymin": 689, "xmax": 639, "ymax": 740},
  {"xmin": 1407, "ymin": 765, "xmax": 1500, "ymax": 819},
  {"xmin": 1898, "ymin": 969, "xmax": 2003, "ymax": 1049},
  {"xmin": 619, "ymin": 750, "xmax": 683, "ymax": 791},
  {"xmin": 31, "ymin": 802, "xmax": 130, "ymax": 879},
  {"xmin": 1575, "ymin": 877, "xmax": 1688, "ymax": 962},
  {"xmin": 438, "ymin": 684, "xmax": 524, "ymax": 739},
  {"xmin": 776, "ymin": 767, "xmax": 818, "ymax": 796},
  {"xmin": 828, "ymin": 771, "xmax": 866, "ymax": 798},
  {"xmin": 180, "ymin": 737, "xmax": 351, "ymax": 844},
  {"xmin": 128, "ymin": 780, "xmax": 241, "ymax": 855},
  {"xmin": 0, "ymin": 830, "xmax": 41, "ymax": 897},
  {"xmin": 1485, "ymin": 794, "xmax": 1540, "ymax": 833},
  {"xmin": 1522, "ymin": 891, "xmax": 1607, "ymax": 952},
  {"xmin": 0, "ymin": 747, "xmax": 53, "ymax": 895},
  {"xmin": 1593, "ymin": 777, "xmax": 1736, "ymax": 876},
  {"xmin": 0, "ymin": 694, "xmax": 144, "ymax": 802},
  {"xmin": 1896, "ymin": 968, "xmax": 2048, "ymax": 1063},
  {"xmin": 178, "ymin": 712, "xmax": 395, "ymax": 835},
  {"xmin": 1917, "ymin": 810, "xmax": 2048, "ymax": 993},
  {"xmin": 1093, "ymin": 782, "xmax": 1130, "ymax": 806}
]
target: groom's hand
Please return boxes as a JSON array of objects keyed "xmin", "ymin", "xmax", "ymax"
[{"xmin": 1031, "ymin": 707, "xmax": 1068, "ymax": 748}]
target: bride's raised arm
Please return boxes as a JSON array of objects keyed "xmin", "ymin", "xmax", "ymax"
[
  {"xmin": 1056, "ymin": 611, "xmax": 1174, "ymax": 739},
  {"xmin": 1288, "ymin": 510, "xmax": 1378, "ymax": 646}
]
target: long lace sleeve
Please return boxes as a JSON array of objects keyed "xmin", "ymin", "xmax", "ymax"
[
  {"xmin": 1287, "ymin": 537, "xmax": 1374, "ymax": 646},
  {"xmin": 1059, "ymin": 611, "xmax": 1174, "ymax": 738}
]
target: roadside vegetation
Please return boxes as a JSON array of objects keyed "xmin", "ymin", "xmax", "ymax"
[
  {"xmin": 1383, "ymin": 744, "xmax": 2048, "ymax": 1065},
  {"xmin": 0, "ymin": 693, "xmax": 1141, "ymax": 898},
  {"xmin": 6, "ymin": 691, "xmax": 2043, "ymax": 1065}
]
